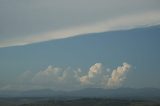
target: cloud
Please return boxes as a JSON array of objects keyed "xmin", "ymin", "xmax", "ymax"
[
  {"xmin": 79, "ymin": 63, "xmax": 131, "ymax": 89},
  {"xmin": 31, "ymin": 66, "xmax": 81, "ymax": 90},
  {"xmin": 0, "ymin": 62, "xmax": 131, "ymax": 91},
  {"xmin": 0, "ymin": 11, "xmax": 160, "ymax": 48},
  {"xmin": 107, "ymin": 63, "xmax": 131, "ymax": 88},
  {"xmin": 80, "ymin": 63, "xmax": 103, "ymax": 85},
  {"xmin": 0, "ymin": 0, "xmax": 160, "ymax": 48}
]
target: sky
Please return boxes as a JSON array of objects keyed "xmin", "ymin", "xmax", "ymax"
[{"xmin": 0, "ymin": 0, "xmax": 160, "ymax": 91}]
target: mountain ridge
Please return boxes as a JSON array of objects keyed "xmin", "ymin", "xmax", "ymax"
[{"xmin": 0, "ymin": 88, "xmax": 160, "ymax": 100}]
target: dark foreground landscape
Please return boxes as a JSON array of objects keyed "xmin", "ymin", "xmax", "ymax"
[
  {"xmin": 1, "ymin": 88, "xmax": 160, "ymax": 106},
  {"xmin": 0, "ymin": 98, "xmax": 160, "ymax": 106}
]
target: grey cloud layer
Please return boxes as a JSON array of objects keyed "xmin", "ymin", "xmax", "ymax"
[
  {"xmin": 1, "ymin": 63, "xmax": 131, "ymax": 91},
  {"xmin": 0, "ymin": 0, "xmax": 160, "ymax": 48}
]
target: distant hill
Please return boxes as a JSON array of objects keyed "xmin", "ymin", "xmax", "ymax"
[{"xmin": 0, "ymin": 88, "xmax": 160, "ymax": 100}]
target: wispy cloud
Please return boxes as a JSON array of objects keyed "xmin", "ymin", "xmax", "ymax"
[
  {"xmin": 0, "ymin": 11, "xmax": 160, "ymax": 48},
  {"xmin": 0, "ymin": 62, "xmax": 131, "ymax": 91}
]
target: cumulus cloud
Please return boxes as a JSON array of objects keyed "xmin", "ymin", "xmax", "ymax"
[
  {"xmin": 107, "ymin": 63, "xmax": 131, "ymax": 88},
  {"xmin": 31, "ymin": 66, "xmax": 81, "ymax": 90},
  {"xmin": 79, "ymin": 63, "xmax": 131, "ymax": 89},
  {"xmin": 0, "ymin": 63, "xmax": 131, "ymax": 91},
  {"xmin": 80, "ymin": 63, "xmax": 102, "ymax": 85}
]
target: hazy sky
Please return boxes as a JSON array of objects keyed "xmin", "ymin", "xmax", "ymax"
[{"xmin": 0, "ymin": 0, "xmax": 160, "ymax": 91}]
